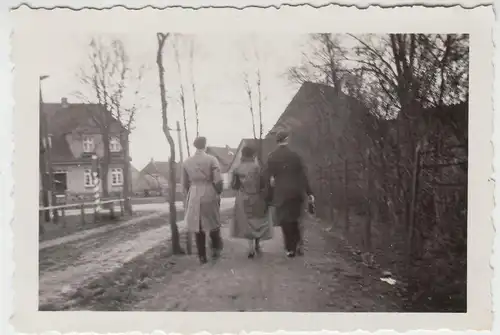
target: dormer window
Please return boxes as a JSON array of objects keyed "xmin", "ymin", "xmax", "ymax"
[
  {"xmin": 110, "ymin": 137, "xmax": 121, "ymax": 152},
  {"xmin": 82, "ymin": 136, "xmax": 94, "ymax": 153}
]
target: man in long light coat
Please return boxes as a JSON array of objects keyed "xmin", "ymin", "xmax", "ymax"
[{"xmin": 182, "ymin": 136, "xmax": 224, "ymax": 264}]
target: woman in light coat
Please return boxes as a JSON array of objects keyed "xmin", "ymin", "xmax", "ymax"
[{"xmin": 230, "ymin": 146, "xmax": 273, "ymax": 258}]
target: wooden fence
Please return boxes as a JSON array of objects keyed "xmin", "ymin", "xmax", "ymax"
[
  {"xmin": 310, "ymin": 144, "xmax": 467, "ymax": 310},
  {"xmin": 38, "ymin": 198, "xmax": 126, "ymax": 233}
]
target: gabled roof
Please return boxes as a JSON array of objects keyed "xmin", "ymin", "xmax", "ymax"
[
  {"xmin": 206, "ymin": 146, "xmax": 237, "ymax": 173},
  {"xmin": 42, "ymin": 100, "xmax": 126, "ymax": 163},
  {"xmin": 50, "ymin": 135, "xmax": 74, "ymax": 162},
  {"xmin": 266, "ymin": 81, "xmax": 363, "ymax": 138},
  {"xmin": 140, "ymin": 160, "xmax": 182, "ymax": 183},
  {"xmin": 42, "ymin": 102, "xmax": 124, "ymax": 136}
]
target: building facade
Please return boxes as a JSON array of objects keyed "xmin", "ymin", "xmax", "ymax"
[{"xmin": 42, "ymin": 98, "xmax": 129, "ymax": 203}]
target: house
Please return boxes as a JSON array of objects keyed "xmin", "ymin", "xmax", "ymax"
[
  {"xmin": 206, "ymin": 145, "xmax": 237, "ymax": 189},
  {"xmin": 265, "ymin": 81, "xmax": 368, "ymax": 160},
  {"xmin": 256, "ymin": 81, "xmax": 369, "ymax": 202},
  {"xmin": 42, "ymin": 97, "xmax": 130, "ymax": 202},
  {"xmin": 263, "ymin": 81, "xmax": 468, "ymax": 206},
  {"xmin": 130, "ymin": 164, "xmax": 150, "ymax": 195},
  {"xmin": 139, "ymin": 159, "xmax": 182, "ymax": 196}
]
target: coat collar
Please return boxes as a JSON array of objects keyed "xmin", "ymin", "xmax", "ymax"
[{"xmin": 195, "ymin": 149, "xmax": 206, "ymax": 155}]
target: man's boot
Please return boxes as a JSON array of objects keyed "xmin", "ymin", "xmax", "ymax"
[
  {"xmin": 209, "ymin": 228, "xmax": 223, "ymax": 261},
  {"xmin": 195, "ymin": 232, "xmax": 207, "ymax": 264}
]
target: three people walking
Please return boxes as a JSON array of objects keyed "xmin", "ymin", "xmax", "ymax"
[{"xmin": 182, "ymin": 131, "xmax": 314, "ymax": 263}]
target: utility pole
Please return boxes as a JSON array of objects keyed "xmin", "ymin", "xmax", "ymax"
[
  {"xmin": 39, "ymin": 76, "xmax": 50, "ymax": 222},
  {"xmin": 39, "ymin": 75, "xmax": 58, "ymax": 222}
]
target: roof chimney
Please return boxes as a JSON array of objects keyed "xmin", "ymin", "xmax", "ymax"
[{"xmin": 61, "ymin": 97, "xmax": 69, "ymax": 108}]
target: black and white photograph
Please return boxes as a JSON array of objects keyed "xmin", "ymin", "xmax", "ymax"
[{"xmin": 9, "ymin": 5, "xmax": 494, "ymax": 333}]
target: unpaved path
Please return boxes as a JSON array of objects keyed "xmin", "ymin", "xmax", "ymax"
[
  {"xmin": 133, "ymin": 216, "xmax": 401, "ymax": 312},
  {"xmin": 40, "ymin": 198, "xmax": 235, "ymax": 249},
  {"xmin": 38, "ymin": 200, "xmax": 235, "ymax": 308}
]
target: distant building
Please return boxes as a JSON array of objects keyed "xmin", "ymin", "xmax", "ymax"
[
  {"xmin": 42, "ymin": 97, "xmax": 129, "ymax": 202},
  {"xmin": 130, "ymin": 164, "xmax": 150, "ymax": 195},
  {"xmin": 139, "ymin": 159, "xmax": 182, "ymax": 196}
]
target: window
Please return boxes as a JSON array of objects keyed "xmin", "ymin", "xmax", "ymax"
[
  {"xmin": 111, "ymin": 168, "xmax": 123, "ymax": 186},
  {"xmin": 110, "ymin": 137, "xmax": 121, "ymax": 152},
  {"xmin": 84, "ymin": 169, "xmax": 93, "ymax": 187},
  {"xmin": 83, "ymin": 136, "xmax": 94, "ymax": 153}
]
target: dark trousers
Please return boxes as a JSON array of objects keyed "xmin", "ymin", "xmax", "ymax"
[
  {"xmin": 281, "ymin": 221, "xmax": 300, "ymax": 253},
  {"xmin": 283, "ymin": 221, "xmax": 304, "ymax": 253},
  {"xmin": 195, "ymin": 227, "xmax": 223, "ymax": 260}
]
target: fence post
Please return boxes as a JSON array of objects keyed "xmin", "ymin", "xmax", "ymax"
[
  {"xmin": 343, "ymin": 158, "xmax": 349, "ymax": 232},
  {"xmin": 328, "ymin": 165, "xmax": 335, "ymax": 224},
  {"xmin": 407, "ymin": 145, "xmax": 422, "ymax": 259},
  {"xmin": 39, "ymin": 210, "xmax": 45, "ymax": 235},
  {"xmin": 109, "ymin": 200, "xmax": 116, "ymax": 220},
  {"xmin": 93, "ymin": 203, "xmax": 98, "ymax": 224},
  {"xmin": 80, "ymin": 203, "xmax": 85, "ymax": 225},
  {"xmin": 364, "ymin": 151, "xmax": 372, "ymax": 251},
  {"xmin": 61, "ymin": 207, "xmax": 66, "ymax": 228},
  {"xmin": 120, "ymin": 199, "xmax": 124, "ymax": 217}
]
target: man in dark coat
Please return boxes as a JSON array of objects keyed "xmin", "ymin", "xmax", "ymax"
[{"xmin": 266, "ymin": 130, "xmax": 314, "ymax": 257}]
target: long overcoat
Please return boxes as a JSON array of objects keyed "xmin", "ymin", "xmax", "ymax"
[
  {"xmin": 266, "ymin": 145, "xmax": 312, "ymax": 224},
  {"xmin": 230, "ymin": 160, "xmax": 273, "ymax": 240},
  {"xmin": 182, "ymin": 150, "xmax": 223, "ymax": 233}
]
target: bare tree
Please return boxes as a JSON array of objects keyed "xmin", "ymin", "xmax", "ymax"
[
  {"xmin": 76, "ymin": 37, "xmax": 144, "ymax": 216},
  {"xmin": 189, "ymin": 38, "xmax": 201, "ymax": 138},
  {"xmin": 145, "ymin": 173, "xmax": 164, "ymax": 195},
  {"xmin": 254, "ymin": 49, "xmax": 264, "ymax": 162},
  {"xmin": 287, "ymin": 33, "xmax": 348, "ymax": 91},
  {"xmin": 156, "ymin": 32, "xmax": 183, "ymax": 255},
  {"xmin": 242, "ymin": 46, "xmax": 266, "ymax": 163},
  {"xmin": 173, "ymin": 35, "xmax": 191, "ymax": 157},
  {"xmin": 242, "ymin": 70, "xmax": 257, "ymax": 139}
]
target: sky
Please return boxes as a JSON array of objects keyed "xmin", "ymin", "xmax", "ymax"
[{"xmin": 36, "ymin": 32, "xmax": 310, "ymax": 170}]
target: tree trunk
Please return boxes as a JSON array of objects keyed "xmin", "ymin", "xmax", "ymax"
[
  {"xmin": 157, "ymin": 32, "xmax": 183, "ymax": 255},
  {"xmin": 100, "ymin": 129, "xmax": 115, "ymax": 219},
  {"xmin": 121, "ymin": 132, "xmax": 133, "ymax": 215}
]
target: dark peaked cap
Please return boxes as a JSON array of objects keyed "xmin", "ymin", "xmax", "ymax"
[{"xmin": 275, "ymin": 130, "xmax": 289, "ymax": 143}]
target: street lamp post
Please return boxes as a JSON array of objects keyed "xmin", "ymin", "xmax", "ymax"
[
  {"xmin": 39, "ymin": 77, "xmax": 50, "ymax": 222},
  {"xmin": 39, "ymin": 75, "xmax": 58, "ymax": 222}
]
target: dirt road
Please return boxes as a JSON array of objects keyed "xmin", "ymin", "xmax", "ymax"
[
  {"xmin": 132, "ymin": 216, "xmax": 401, "ymax": 312},
  {"xmin": 39, "ymin": 200, "xmax": 234, "ymax": 309},
  {"xmin": 40, "ymin": 203, "xmax": 401, "ymax": 312}
]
